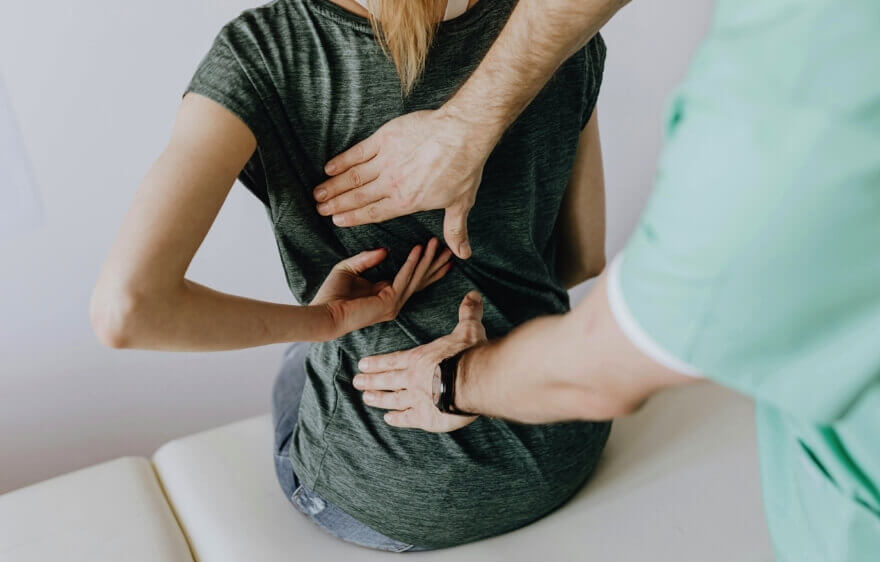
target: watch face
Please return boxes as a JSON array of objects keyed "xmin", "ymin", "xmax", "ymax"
[{"xmin": 431, "ymin": 364, "xmax": 443, "ymax": 407}]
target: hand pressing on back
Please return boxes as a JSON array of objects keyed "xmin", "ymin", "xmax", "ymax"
[
  {"xmin": 313, "ymin": 110, "xmax": 495, "ymax": 260},
  {"xmin": 353, "ymin": 291, "xmax": 488, "ymax": 433}
]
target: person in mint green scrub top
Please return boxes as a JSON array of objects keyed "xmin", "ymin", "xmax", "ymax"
[{"xmin": 313, "ymin": 0, "xmax": 880, "ymax": 560}]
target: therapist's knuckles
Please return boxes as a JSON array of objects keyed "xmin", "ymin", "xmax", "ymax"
[
  {"xmin": 454, "ymin": 322, "xmax": 484, "ymax": 344},
  {"xmin": 324, "ymin": 138, "xmax": 375, "ymax": 176},
  {"xmin": 353, "ymin": 371, "xmax": 406, "ymax": 390},
  {"xmin": 388, "ymin": 176, "xmax": 423, "ymax": 211},
  {"xmin": 364, "ymin": 390, "xmax": 412, "ymax": 410}
]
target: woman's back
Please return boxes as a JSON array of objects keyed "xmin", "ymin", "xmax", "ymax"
[{"xmin": 187, "ymin": 0, "xmax": 609, "ymax": 547}]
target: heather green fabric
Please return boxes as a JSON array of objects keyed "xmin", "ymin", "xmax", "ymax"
[{"xmin": 185, "ymin": 0, "xmax": 610, "ymax": 548}]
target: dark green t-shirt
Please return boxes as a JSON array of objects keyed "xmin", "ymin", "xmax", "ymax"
[{"xmin": 186, "ymin": 0, "xmax": 609, "ymax": 548}]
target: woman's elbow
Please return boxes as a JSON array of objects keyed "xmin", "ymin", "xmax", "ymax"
[
  {"xmin": 89, "ymin": 284, "xmax": 141, "ymax": 349},
  {"xmin": 562, "ymin": 253, "xmax": 607, "ymax": 289},
  {"xmin": 583, "ymin": 252, "xmax": 607, "ymax": 281}
]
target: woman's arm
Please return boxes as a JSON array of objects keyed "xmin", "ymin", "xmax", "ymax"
[
  {"xmin": 90, "ymin": 93, "xmax": 449, "ymax": 351},
  {"xmin": 556, "ymin": 108, "xmax": 606, "ymax": 288}
]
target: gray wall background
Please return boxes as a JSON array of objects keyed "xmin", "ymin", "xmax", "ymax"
[{"xmin": 0, "ymin": 0, "xmax": 713, "ymax": 493}]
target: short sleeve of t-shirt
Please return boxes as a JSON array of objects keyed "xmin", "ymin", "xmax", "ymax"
[
  {"xmin": 608, "ymin": 56, "xmax": 880, "ymax": 426},
  {"xmin": 185, "ymin": 23, "xmax": 272, "ymax": 143},
  {"xmin": 183, "ymin": 18, "xmax": 277, "ymax": 206}
]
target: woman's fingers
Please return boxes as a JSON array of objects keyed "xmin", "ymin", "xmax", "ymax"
[
  {"xmin": 423, "ymin": 262, "xmax": 452, "ymax": 287},
  {"xmin": 401, "ymin": 237, "xmax": 439, "ymax": 301},
  {"xmin": 370, "ymin": 280, "xmax": 391, "ymax": 296},
  {"xmin": 338, "ymin": 239, "xmax": 451, "ymax": 328},
  {"xmin": 420, "ymin": 247, "xmax": 453, "ymax": 289},
  {"xmin": 396, "ymin": 239, "xmax": 453, "ymax": 300},
  {"xmin": 427, "ymin": 247, "xmax": 453, "ymax": 276},
  {"xmin": 390, "ymin": 244, "xmax": 422, "ymax": 298},
  {"xmin": 335, "ymin": 248, "xmax": 388, "ymax": 275}
]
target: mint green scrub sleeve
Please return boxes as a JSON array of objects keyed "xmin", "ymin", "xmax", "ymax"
[{"xmin": 607, "ymin": 1, "xmax": 880, "ymax": 560}]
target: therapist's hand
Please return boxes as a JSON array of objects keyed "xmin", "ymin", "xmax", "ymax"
[
  {"xmin": 353, "ymin": 291, "xmax": 487, "ymax": 433},
  {"xmin": 313, "ymin": 110, "xmax": 498, "ymax": 260}
]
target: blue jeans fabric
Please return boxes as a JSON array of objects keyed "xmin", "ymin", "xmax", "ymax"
[{"xmin": 271, "ymin": 341, "xmax": 431, "ymax": 553}]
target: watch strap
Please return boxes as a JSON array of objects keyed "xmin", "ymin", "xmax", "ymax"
[{"xmin": 438, "ymin": 351, "xmax": 477, "ymax": 416}]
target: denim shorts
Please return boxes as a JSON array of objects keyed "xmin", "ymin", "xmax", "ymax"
[{"xmin": 271, "ymin": 341, "xmax": 431, "ymax": 553}]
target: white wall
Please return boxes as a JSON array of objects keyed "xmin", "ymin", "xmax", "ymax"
[{"xmin": 0, "ymin": 0, "xmax": 713, "ymax": 493}]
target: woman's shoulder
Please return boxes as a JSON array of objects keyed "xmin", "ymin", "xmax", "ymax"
[{"xmin": 214, "ymin": 0, "xmax": 292, "ymax": 55}]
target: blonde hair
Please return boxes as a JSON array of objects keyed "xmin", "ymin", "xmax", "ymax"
[{"xmin": 366, "ymin": 1, "xmax": 445, "ymax": 95}]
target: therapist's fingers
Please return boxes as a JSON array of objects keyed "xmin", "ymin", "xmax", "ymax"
[
  {"xmin": 331, "ymin": 199, "xmax": 401, "ymax": 227},
  {"xmin": 362, "ymin": 390, "xmax": 413, "ymax": 411},
  {"xmin": 317, "ymin": 182, "xmax": 384, "ymax": 216},
  {"xmin": 457, "ymin": 291, "xmax": 483, "ymax": 323},
  {"xmin": 382, "ymin": 409, "xmax": 418, "ymax": 429},
  {"xmin": 315, "ymin": 160, "xmax": 382, "ymax": 207},
  {"xmin": 357, "ymin": 349, "xmax": 413, "ymax": 373},
  {"xmin": 353, "ymin": 371, "xmax": 408, "ymax": 391},
  {"xmin": 443, "ymin": 200, "xmax": 473, "ymax": 260},
  {"xmin": 384, "ymin": 407, "xmax": 478, "ymax": 432},
  {"xmin": 324, "ymin": 137, "xmax": 380, "ymax": 176}
]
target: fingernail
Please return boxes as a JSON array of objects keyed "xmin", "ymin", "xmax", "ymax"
[
  {"xmin": 333, "ymin": 215, "xmax": 346, "ymax": 226},
  {"xmin": 353, "ymin": 375, "xmax": 364, "ymax": 389},
  {"xmin": 460, "ymin": 241, "xmax": 471, "ymax": 258},
  {"xmin": 383, "ymin": 413, "xmax": 392, "ymax": 423},
  {"xmin": 317, "ymin": 203, "xmax": 328, "ymax": 214},
  {"xmin": 314, "ymin": 188, "xmax": 327, "ymax": 201},
  {"xmin": 363, "ymin": 392, "xmax": 373, "ymax": 403},
  {"xmin": 358, "ymin": 359, "xmax": 368, "ymax": 370},
  {"xmin": 325, "ymin": 163, "xmax": 337, "ymax": 174}
]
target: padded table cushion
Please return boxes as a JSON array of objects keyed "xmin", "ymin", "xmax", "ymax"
[
  {"xmin": 153, "ymin": 384, "xmax": 774, "ymax": 561},
  {"xmin": 0, "ymin": 456, "xmax": 193, "ymax": 562}
]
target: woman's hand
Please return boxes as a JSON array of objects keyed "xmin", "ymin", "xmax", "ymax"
[
  {"xmin": 353, "ymin": 291, "xmax": 487, "ymax": 433},
  {"xmin": 313, "ymin": 237, "xmax": 452, "ymax": 340},
  {"xmin": 313, "ymin": 110, "xmax": 498, "ymax": 260}
]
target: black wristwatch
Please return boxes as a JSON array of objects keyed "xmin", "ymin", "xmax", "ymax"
[{"xmin": 432, "ymin": 350, "xmax": 477, "ymax": 416}]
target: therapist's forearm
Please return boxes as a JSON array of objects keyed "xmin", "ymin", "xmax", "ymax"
[
  {"xmin": 456, "ymin": 272, "xmax": 694, "ymax": 423},
  {"xmin": 441, "ymin": 0, "xmax": 629, "ymax": 144}
]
